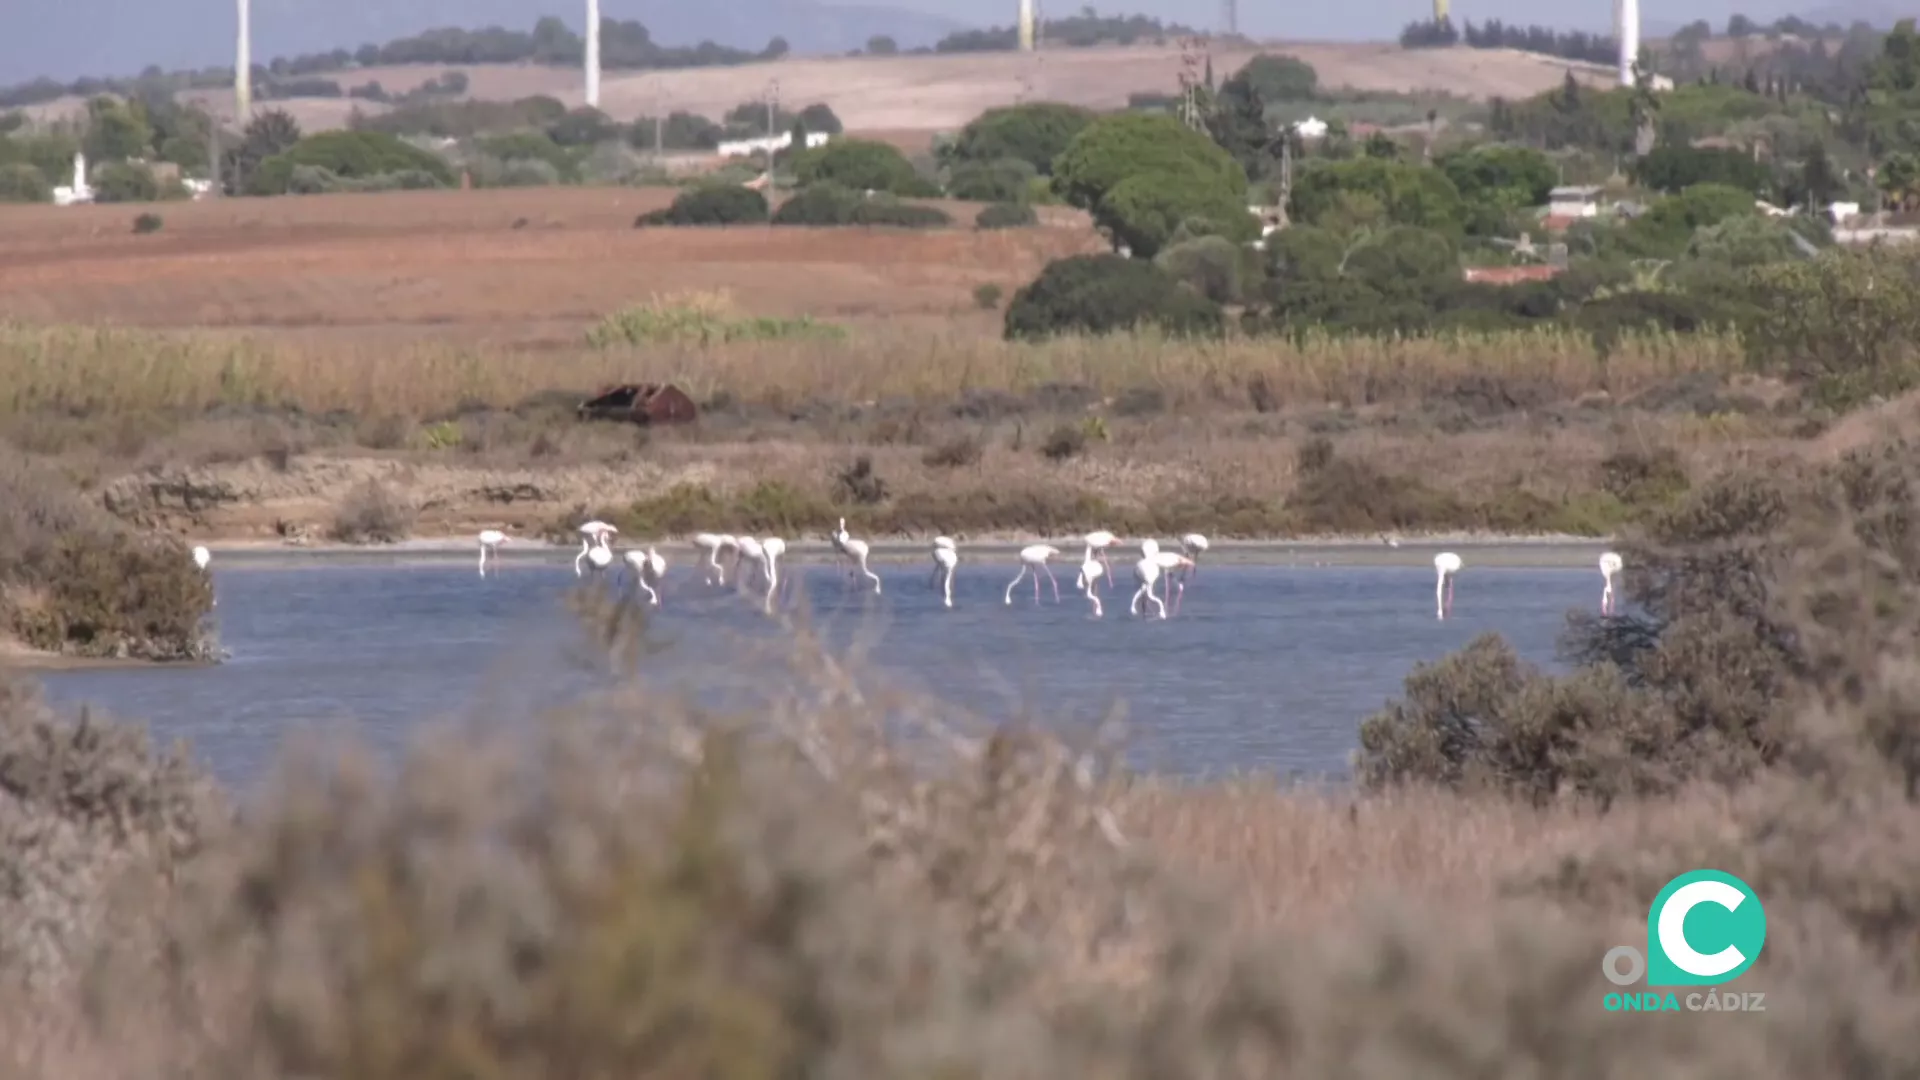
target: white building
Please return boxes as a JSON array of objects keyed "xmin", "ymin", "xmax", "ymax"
[
  {"xmin": 51, "ymin": 151, "xmax": 92, "ymax": 206},
  {"xmin": 716, "ymin": 130, "xmax": 831, "ymax": 159},
  {"xmin": 1291, "ymin": 116, "xmax": 1329, "ymax": 140},
  {"xmin": 1547, "ymin": 185, "xmax": 1603, "ymax": 219}
]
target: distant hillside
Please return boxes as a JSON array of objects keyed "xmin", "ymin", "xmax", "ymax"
[{"xmin": 0, "ymin": 0, "xmax": 969, "ymax": 84}]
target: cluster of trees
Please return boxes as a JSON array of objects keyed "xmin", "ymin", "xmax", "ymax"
[
  {"xmin": 0, "ymin": 94, "xmax": 215, "ymax": 203},
  {"xmin": 932, "ymin": 12, "xmax": 1197, "ymax": 54},
  {"xmin": 1399, "ymin": 17, "xmax": 1618, "ymax": 66}
]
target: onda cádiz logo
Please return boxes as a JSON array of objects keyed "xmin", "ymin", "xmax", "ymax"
[{"xmin": 1600, "ymin": 869, "xmax": 1767, "ymax": 1014}]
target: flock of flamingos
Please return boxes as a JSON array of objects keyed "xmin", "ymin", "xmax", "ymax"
[{"xmin": 444, "ymin": 521, "xmax": 1629, "ymax": 621}]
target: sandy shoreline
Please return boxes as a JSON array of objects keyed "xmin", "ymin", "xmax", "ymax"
[{"xmin": 200, "ymin": 533, "xmax": 1615, "ymax": 570}]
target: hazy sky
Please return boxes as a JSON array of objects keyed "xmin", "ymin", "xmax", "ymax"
[{"xmin": 2, "ymin": 0, "xmax": 1898, "ymax": 84}]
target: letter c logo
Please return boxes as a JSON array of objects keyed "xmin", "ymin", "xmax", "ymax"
[{"xmin": 1657, "ymin": 880, "xmax": 1747, "ymax": 977}]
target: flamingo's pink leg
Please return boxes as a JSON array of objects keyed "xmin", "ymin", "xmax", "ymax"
[{"xmin": 1044, "ymin": 564, "xmax": 1060, "ymax": 602}]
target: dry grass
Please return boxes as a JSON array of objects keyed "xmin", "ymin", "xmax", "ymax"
[{"xmin": 0, "ymin": 320, "xmax": 1744, "ymax": 420}]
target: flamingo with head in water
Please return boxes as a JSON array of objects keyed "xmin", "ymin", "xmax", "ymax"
[
  {"xmin": 691, "ymin": 532, "xmax": 737, "ymax": 586},
  {"xmin": 1130, "ymin": 553, "xmax": 1167, "ymax": 619},
  {"xmin": 477, "ymin": 529, "xmax": 507, "ymax": 576},
  {"xmin": 758, "ymin": 537, "xmax": 787, "ymax": 612},
  {"xmin": 1005, "ymin": 544, "xmax": 1061, "ymax": 605},
  {"xmin": 930, "ymin": 537, "xmax": 958, "ymax": 608},
  {"xmin": 1152, "ymin": 550, "xmax": 1195, "ymax": 612},
  {"xmin": 830, "ymin": 517, "xmax": 882, "ymax": 594},
  {"xmin": 191, "ymin": 544, "xmax": 214, "ymax": 607},
  {"xmin": 1599, "ymin": 551, "xmax": 1623, "ymax": 614},
  {"xmin": 1434, "ymin": 551, "xmax": 1462, "ymax": 620},
  {"xmin": 734, "ymin": 536, "xmax": 765, "ymax": 592},
  {"xmin": 1076, "ymin": 550, "xmax": 1105, "ymax": 617},
  {"xmin": 1082, "ymin": 530, "xmax": 1116, "ymax": 589},
  {"xmin": 623, "ymin": 546, "xmax": 666, "ymax": 605}
]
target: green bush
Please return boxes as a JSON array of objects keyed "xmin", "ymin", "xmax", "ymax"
[
  {"xmin": 90, "ymin": 161, "xmax": 160, "ymax": 203},
  {"xmin": 637, "ymin": 184, "xmax": 770, "ymax": 226},
  {"xmin": 947, "ymin": 156, "xmax": 1037, "ymax": 202},
  {"xmin": 771, "ymin": 183, "xmax": 950, "ymax": 228},
  {"xmin": 976, "ymin": 202, "xmax": 1038, "ymax": 229},
  {"xmin": 772, "ymin": 181, "xmax": 864, "ymax": 225},
  {"xmin": 1004, "ymin": 253, "xmax": 1224, "ymax": 340},
  {"xmin": 1155, "ymin": 235, "xmax": 1256, "ymax": 305},
  {"xmin": 1051, "ymin": 113, "xmax": 1255, "ymax": 257},
  {"xmin": 791, "ymin": 138, "xmax": 931, "ymax": 196},
  {"xmin": 248, "ymin": 131, "xmax": 454, "ymax": 195},
  {"xmin": 0, "ymin": 161, "xmax": 49, "ymax": 203}
]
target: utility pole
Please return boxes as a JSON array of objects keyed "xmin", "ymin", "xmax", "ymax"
[{"xmin": 1222, "ymin": 0, "xmax": 1237, "ymax": 36}]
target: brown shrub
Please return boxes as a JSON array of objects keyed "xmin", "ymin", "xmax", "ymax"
[
  {"xmin": 328, "ymin": 478, "xmax": 416, "ymax": 543},
  {"xmin": 0, "ymin": 446, "xmax": 214, "ymax": 660}
]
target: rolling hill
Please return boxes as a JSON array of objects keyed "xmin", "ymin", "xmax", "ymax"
[{"xmin": 163, "ymin": 43, "xmax": 1617, "ymax": 136}]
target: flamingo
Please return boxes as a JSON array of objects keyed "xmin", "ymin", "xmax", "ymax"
[
  {"xmin": 1076, "ymin": 550, "xmax": 1105, "ymax": 617},
  {"xmin": 191, "ymin": 545, "xmax": 211, "ymax": 571},
  {"xmin": 1130, "ymin": 554, "xmax": 1167, "ymax": 619},
  {"xmin": 477, "ymin": 529, "xmax": 507, "ymax": 576},
  {"xmin": 930, "ymin": 537, "xmax": 958, "ymax": 608},
  {"xmin": 1082, "ymin": 530, "xmax": 1117, "ymax": 587},
  {"xmin": 735, "ymin": 536, "xmax": 765, "ymax": 592},
  {"xmin": 830, "ymin": 517, "xmax": 881, "ymax": 594},
  {"xmin": 1434, "ymin": 551, "xmax": 1462, "ymax": 620},
  {"xmin": 575, "ymin": 521, "xmax": 618, "ymax": 576},
  {"xmin": 691, "ymin": 532, "xmax": 737, "ymax": 586},
  {"xmin": 1005, "ymin": 544, "xmax": 1061, "ymax": 605},
  {"xmin": 1179, "ymin": 533, "xmax": 1209, "ymax": 581},
  {"xmin": 758, "ymin": 537, "xmax": 787, "ymax": 613},
  {"xmin": 1599, "ymin": 551, "xmax": 1623, "ymax": 615},
  {"xmin": 624, "ymin": 546, "xmax": 666, "ymax": 605},
  {"xmin": 1152, "ymin": 551, "xmax": 1195, "ymax": 612},
  {"xmin": 583, "ymin": 543, "xmax": 614, "ymax": 575}
]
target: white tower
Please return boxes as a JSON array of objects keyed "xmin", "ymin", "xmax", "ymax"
[
  {"xmin": 585, "ymin": 0, "xmax": 602, "ymax": 107},
  {"xmin": 1017, "ymin": 0, "xmax": 1036, "ymax": 51},
  {"xmin": 1616, "ymin": 0, "xmax": 1640, "ymax": 87},
  {"xmin": 235, "ymin": 0, "xmax": 252, "ymax": 118}
]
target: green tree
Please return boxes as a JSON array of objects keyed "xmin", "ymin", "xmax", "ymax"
[
  {"xmin": 1205, "ymin": 74, "xmax": 1276, "ymax": 182},
  {"xmin": 1288, "ymin": 156, "xmax": 1467, "ymax": 234},
  {"xmin": 1098, "ymin": 168, "xmax": 1254, "ymax": 258},
  {"xmin": 0, "ymin": 161, "xmax": 50, "ymax": 202},
  {"xmin": 1437, "ymin": 144, "xmax": 1557, "ymax": 213},
  {"xmin": 224, "ymin": 109, "xmax": 302, "ymax": 194},
  {"xmin": 82, "ymin": 96, "xmax": 151, "ymax": 163},
  {"xmin": 90, "ymin": 161, "xmax": 160, "ymax": 202},
  {"xmin": 1227, "ymin": 54, "xmax": 1319, "ymax": 102},
  {"xmin": 1051, "ymin": 111, "xmax": 1247, "ymax": 215},
  {"xmin": 947, "ymin": 102, "xmax": 1095, "ymax": 175},
  {"xmin": 1004, "ymin": 253, "xmax": 1223, "ymax": 339},
  {"xmin": 946, "ymin": 157, "xmax": 1036, "ymax": 202},
  {"xmin": 1745, "ymin": 246, "xmax": 1920, "ymax": 403},
  {"xmin": 1628, "ymin": 181, "xmax": 1759, "ymax": 252},
  {"xmin": 248, "ymin": 130, "xmax": 453, "ymax": 195},
  {"xmin": 865, "ymin": 35, "xmax": 898, "ymax": 55},
  {"xmin": 1631, "ymin": 143, "xmax": 1771, "ymax": 196},
  {"xmin": 795, "ymin": 103, "xmax": 843, "ymax": 136},
  {"xmin": 1683, "ymin": 214, "xmax": 1805, "ymax": 267},
  {"xmin": 791, "ymin": 138, "xmax": 927, "ymax": 195}
]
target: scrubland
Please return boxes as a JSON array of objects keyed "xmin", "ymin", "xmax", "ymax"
[{"xmin": 7, "ymin": 415, "xmax": 1920, "ymax": 1074}]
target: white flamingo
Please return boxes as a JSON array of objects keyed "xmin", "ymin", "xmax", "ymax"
[
  {"xmin": 691, "ymin": 532, "xmax": 737, "ymax": 586},
  {"xmin": 1076, "ymin": 550, "xmax": 1105, "ymax": 617},
  {"xmin": 1179, "ymin": 533, "xmax": 1209, "ymax": 583},
  {"xmin": 1153, "ymin": 551, "xmax": 1195, "ymax": 612},
  {"xmin": 1599, "ymin": 551, "xmax": 1623, "ymax": 615},
  {"xmin": 1130, "ymin": 554, "xmax": 1167, "ymax": 619},
  {"xmin": 1082, "ymin": 530, "xmax": 1117, "ymax": 588},
  {"xmin": 735, "ymin": 536, "xmax": 765, "ymax": 592},
  {"xmin": 477, "ymin": 529, "xmax": 507, "ymax": 576},
  {"xmin": 575, "ymin": 521, "xmax": 618, "ymax": 576},
  {"xmin": 830, "ymin": 517, "xmax": 881, "ymax": 594},
  {"xmin": 191, "ymin": 545, "xmax": 211, "ymax": 571},
  {"xmin": 1435, "ymin": 551, "xmax": 1462, "ymax": 620},
  {"xmin": 759, "ymin": 537, "xmax": 787, "ymax": 613},
  {"xmin": 1005, "ymin": 543, "xmax": 1061, "ymax": 605},
  {"xmin": 624, "ymin": 546, "xmax": 666, "ymax": 605},
  {"xmin": 931, "ymin": 537, "xmax": 958, "ymax": 608},
  {"xmin": 583, "ymin": 543, "xmax": 614, "ymax": 575}
]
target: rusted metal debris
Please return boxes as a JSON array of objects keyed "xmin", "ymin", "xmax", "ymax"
[{"xmin": 577, "ymin": 383, "xmax": 699, "ymax": 426}]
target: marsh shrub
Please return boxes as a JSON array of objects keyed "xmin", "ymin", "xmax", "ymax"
[
  {"xmin": 1360, "ymin": 435, "xmax": 1920, "ymax": 803},
  {"xmin": 0, "ymin": 448, "xmax": 213, "ymax": 660},
  {"xmin": 1155, "ymin": 234, "xmax": 1254, "ymax": 305},
  {"xmin": 328, "ymin": 478, "xmax": 415, "ymax": 542}
]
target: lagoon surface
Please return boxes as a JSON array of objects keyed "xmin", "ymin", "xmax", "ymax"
[{"xmin": 34, "ymin": 561, "xmax": 1599, "ymax": 790}]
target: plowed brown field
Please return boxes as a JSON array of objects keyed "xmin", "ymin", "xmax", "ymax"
[{"xmin": 0, "ymin": 187, "xmax": 1105, "ymax": 346}]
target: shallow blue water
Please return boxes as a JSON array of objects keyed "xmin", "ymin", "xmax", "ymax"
[{"xmin": 33, "ymin": 562, "xmax": 1597, "ymax": 792}]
